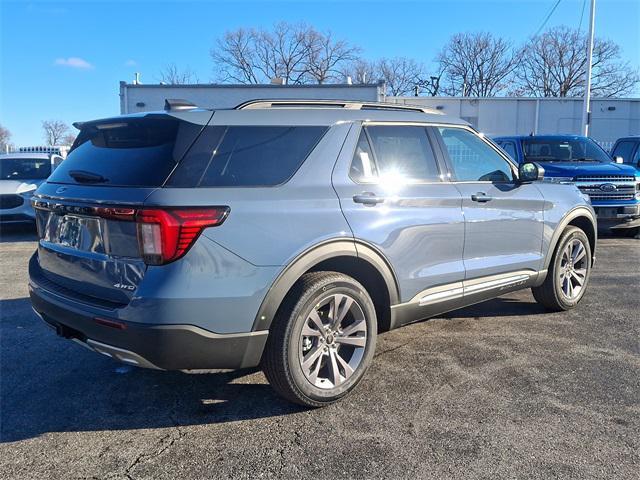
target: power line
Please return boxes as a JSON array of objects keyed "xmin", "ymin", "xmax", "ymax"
[
  {"xmin": 534, "ymin": 0, "xmax": 563, "ymax": 37},
  {"xmin": 578, "ymin": 0, "xmax": 587, "ymax": 32}
]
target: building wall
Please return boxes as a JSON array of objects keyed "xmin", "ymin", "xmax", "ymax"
[
  {"xmin": 390, "ymin": 96, "xmax": 640, "ymax": 146},
  {"xmin": 118, "ymin": 82, "xmax": 639, "ymax": 146},
  {"xmin": 120, "ymin": 82, "xmax": 384, "ymax": 114}
]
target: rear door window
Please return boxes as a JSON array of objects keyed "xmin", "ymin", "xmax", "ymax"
[
  {"xmin": 349, "ymin": 125, "xmax": 440, "ymax": 183},
  {"xmin": 48, "ymin": 118, "xmax": 203, "ymax": 187},
  {"xmin": 168, "ymin": 126, "xmax": 327, "ymax": 187}
]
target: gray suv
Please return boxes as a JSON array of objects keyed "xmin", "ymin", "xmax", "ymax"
[{"xmin": 29, "ymin": 100, "xmax": 597, "ymax": 406}]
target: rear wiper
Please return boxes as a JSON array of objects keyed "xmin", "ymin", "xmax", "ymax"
[{"xmin": 68, "ymin": 170, "xmax": 108, "ymax": 184}]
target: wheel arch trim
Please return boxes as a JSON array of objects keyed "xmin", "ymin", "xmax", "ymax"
[
  {"xmin": 251, "ymin": 239, "xmax": 400, "ymax": 331},
  {"xmin": 544, "ymin": 206, "xmax": 597, "ymax": 270}
]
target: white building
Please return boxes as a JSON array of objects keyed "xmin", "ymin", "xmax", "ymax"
[
  {"xmin": 389, "ymin": 96, "xmax": 640, "ymax": 149},
  {"xmin": 118, "ymin": 82, "xmax": 640, "ymax": 146}
]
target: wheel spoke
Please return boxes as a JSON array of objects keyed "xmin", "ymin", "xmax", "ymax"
[
  {"xmin": 334, "ymin": 351, "xmax": 355, "ymax": 380},
  {"xmin": 572, "ymin": 242, "xmax": 586, "ymax": 263},
  {"xmin": 339, "ymin": 319, "xmax": 366, "ymax": 337},
  {"xmin": 335, "ymin": 335, "xmax": 366, "ymax": 347},
  {"xmin": 562, "ymin": 276, "xmax": 570, "ymax": 296},
  {"xmin": 302, "ymin": 323, "xmax": 322, "ymax": 337},
  {"xmin": 307, "ymin": 352, "xmax": 323, "ymax": 384},
  {"xmin": 571, "ymin": 270, "xmax": 586, "ymax": 286},
  {"xmin": 328, "ymin": 349, "xmax": 342, "ymax": 386},
  {"xmin": 302, "ymin": 345, "xmax": 325, "ymax": 371},
  {"xmin": 330, "ymin": 294, "xmax": 353, "ymax": 329},
  {"xmin": 307, "ymin": 309, "xmax": 325, "ymax": 332}
]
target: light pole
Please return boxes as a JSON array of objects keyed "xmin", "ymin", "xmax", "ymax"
[{"xmin": 581, "ymin": 0, "xmax": 596, "ymax": 136}]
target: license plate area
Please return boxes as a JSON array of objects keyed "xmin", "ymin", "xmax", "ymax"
[
  {"xmin": 43, "ymin": 213, "xmax": 107, "ymax": 254},
  {"xmin": 595, "ymin": 207, "xmax": 619, "ymax": 218}
]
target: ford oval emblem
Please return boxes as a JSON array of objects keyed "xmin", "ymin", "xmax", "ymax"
[
  {"xmin": 56, "ymin": 186, "xmax": 67, "ymax": 194},
  {"xmin": 599, "ymin": 183, "xmax": 617, "ymax": 192}
]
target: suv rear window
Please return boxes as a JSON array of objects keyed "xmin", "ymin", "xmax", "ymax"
[
  {"xmin": 167, "ymin": 126, "xmax": 327, "ymax": 187},
  {"xmin": 48, "ymin": 118, "xmax": 203, "ymax": 187}
]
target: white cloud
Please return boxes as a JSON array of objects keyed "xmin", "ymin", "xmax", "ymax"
[
  {"xmin": 124, "ymin": 59, "xmax": 137, "ymax": 67},
  {"xmin": 54, "ymin": 57, "xmax": 94, "ymax": 69}
]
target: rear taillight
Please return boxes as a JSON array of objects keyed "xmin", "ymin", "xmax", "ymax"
[{"xmin": 135, "ymin": 207, "xmax": 229, "ymax": 265}]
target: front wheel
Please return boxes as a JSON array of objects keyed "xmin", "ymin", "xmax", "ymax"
[
  {"xmin": 532, "ymin": 226, "xmax": 592, "ymax": 311},
  {"xmin": 262, "ymin": 271, "xmax": 377, "ymax": 407}
]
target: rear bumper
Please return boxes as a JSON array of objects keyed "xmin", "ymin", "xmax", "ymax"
[{"xmin": 29, "ymin": 279, "xmax": 268, "ymax": 370}]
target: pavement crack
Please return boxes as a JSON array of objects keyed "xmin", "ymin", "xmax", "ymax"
[{"xmin": 123, "ymin": 391, "xmax": 187, "ymax": 479}]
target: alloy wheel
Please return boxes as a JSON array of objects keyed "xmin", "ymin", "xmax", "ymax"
[
  {"xmin": 558, "ymin": 238, "xmax": 588, "ymax": 300},
  {"xmin": 298, "ymin": 293, "xmax": 368, "ymax": 389}
]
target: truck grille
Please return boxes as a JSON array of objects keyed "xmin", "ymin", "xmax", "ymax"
[
  {"xmin": 575, "ymin": 175, "xmax": 637, "ymax": 202},
  {"xmin": 0, "ymin": 194, "xmax": 24, "ymax": 210}
]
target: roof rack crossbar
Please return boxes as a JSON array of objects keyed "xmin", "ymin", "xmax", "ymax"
[{"xmin": 234, "ymin": 99, "xmax": 437, "ymax": 114}]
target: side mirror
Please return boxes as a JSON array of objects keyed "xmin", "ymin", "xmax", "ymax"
[
  {"xmin": 518, "ymin": 162, "xmax": 544, "ymax": 183},
  {"xmin": 613, "ymin": 156, "xmax": 624, "ymax": 164}
]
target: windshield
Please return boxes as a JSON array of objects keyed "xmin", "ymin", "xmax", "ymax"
[
  {"xmin": 521, "ymin": 137, "xmax": 611, "ymax": 163},
  {"xmin": 0, "ymin": 158, "xmax": 52, "ymax": 180},
  {"xmin": 522, "ymin": 137, "xmax": 611, "ymax": 163}
]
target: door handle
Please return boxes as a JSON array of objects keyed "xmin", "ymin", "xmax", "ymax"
[
  {"xmin": 471, "ymin": 192, "xmax": 493, "ymax": 203},
  {"xmin": 353, "ymin": 192, "xmax": 385, "ymax": 206}
]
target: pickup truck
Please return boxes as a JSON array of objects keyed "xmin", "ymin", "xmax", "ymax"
[{"xmin": 494, "ymin": 135, "xmax": 640, "ymax": 235}]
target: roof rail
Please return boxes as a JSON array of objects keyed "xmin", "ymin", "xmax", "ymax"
[
  {"xmin": 164, "ymin": 98, "xmax": 198, "ymax": 111},
  {"xmin": 234, "ymin": 99, "xmax": 440, "ymax": 114}
]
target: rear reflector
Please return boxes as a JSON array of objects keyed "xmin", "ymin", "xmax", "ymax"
[
  {"xmin": 136, "ymin": 207, "xmax": 229, "ymax": 265},
  {"xmin": 94, "ymin": 317, "xmax": 127, "ymax": 330}
]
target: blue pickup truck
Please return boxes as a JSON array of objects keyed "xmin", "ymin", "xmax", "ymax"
[{"xmin": 494, "ymin": 135, "xmax": 640, "ymax": 235}]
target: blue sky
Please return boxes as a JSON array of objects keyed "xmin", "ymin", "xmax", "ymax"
[{"xmin": 1, "ymin": 0, "xmax": 639, "ymax": 146}]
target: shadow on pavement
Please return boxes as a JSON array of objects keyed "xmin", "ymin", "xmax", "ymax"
[
  {"xmin": 0, "ymin": 289, "xmax": 549, "ymax": 442},
  {"xmin": 0, "ymin": 297, "xmax": 305, "ymax": 443},
  {"xmin": 441, "ymin": 296, "xmax": 548, "ymax": 319}
]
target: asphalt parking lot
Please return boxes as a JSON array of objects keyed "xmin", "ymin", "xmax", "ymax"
[{"xmin": 1, "ymin": 226, "xmax": 638, "ymax": 479}]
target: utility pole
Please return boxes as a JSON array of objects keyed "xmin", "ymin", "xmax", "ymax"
[{"xmin": 581, "ymin": 0, "xmax": 596, "ymax": 136}]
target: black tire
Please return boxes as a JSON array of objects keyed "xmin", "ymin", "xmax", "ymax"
[
  {"xmin": 532, "ymin": 226, "xmax": 592, "ymax": 311},
  {"xmin": 262, "ymin": 271, "xmax": 377, "ymax": 407}
]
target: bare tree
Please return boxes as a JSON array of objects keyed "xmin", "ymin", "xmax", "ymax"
[
  {"xmin": 211, "ymin": 22, "xmax": 359, "ymax": 85},
  {"xmin": 437, "ymin": 32, "xmax": 518, "ymax": 97},
  {"xmin": 376, "ymin": 57, "xmax": 424, "ymax": 96},
  {"xmin": 62, "ymin": 133, "xmax": 77, "ymax": 146},
  {"xmin": 304, "ymin": 29, "xmax": 360, "ymax": 84},
  {"xmin": 42, "ymin": 120, "xmax": 70, "ymax": 146},
  {"xmin": 211, "ymin": 22, "xmax": 312, "ymax": 84},
  {"xmin": 341, "ymin": 58, "xmax": 378, "ymax": 84},
  {"xmin": 514, "ymin": 26, "xmax": 640, "ymax": 97},
  {"xmin": 0, "ymin": 124, "xmax": 12, "ymax": 152},
  {"xmin": 158, "ymin": 63, "xmax": 199, "ymax": 84}
]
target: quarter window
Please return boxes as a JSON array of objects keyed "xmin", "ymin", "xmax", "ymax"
[
  {"xmin": 349, "ymin": 126, "xmax": 440, "ymax": 183},
  {"xmin": 168, "ymin": 126, "xmax": 327, "ymax": 187},
  {"xmin": 437, "ymin": 127, "xmax": 514, "ymax": 182}
]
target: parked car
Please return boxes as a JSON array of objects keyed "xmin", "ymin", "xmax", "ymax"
[
  {"xmin": 29, "ymin": 100, "xmax": 597, "ymax": 407},
  {"xmin": 0, "ymin": 152, "xmax": 63, "ymax": 225},
  {"xmin": 494, "ymin": 135, "xmax": 640, "ymax": 235},
  {"xmin": 611, "ymin": 136, "xmax": 640, "ymax": 172}
]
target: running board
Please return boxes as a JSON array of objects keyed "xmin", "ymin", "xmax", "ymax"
[{"xmin": 390, "ymin": 270, "xmax": 542, "ymax": 329}]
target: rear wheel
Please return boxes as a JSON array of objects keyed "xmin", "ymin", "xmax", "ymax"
[
  {"xmin": 262, "ymin": 271, "xmax": 377, "ymax": 407},
  {"xmin": 532, "ymin": 226, "xmax": 592, "ymax": 311}
]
